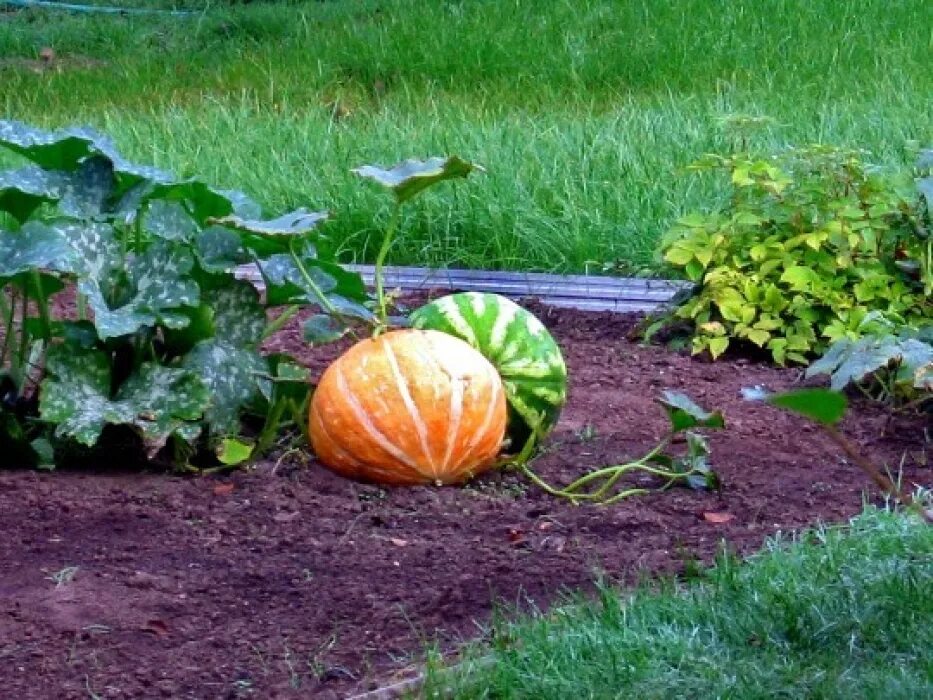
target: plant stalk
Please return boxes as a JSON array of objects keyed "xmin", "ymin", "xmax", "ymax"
[
  {"xmin": 374, "ymin": 204, "xmax": 402, "ymax": 326},
  {"xmin": 0, "ymin": 287, "xmax": 14, "ymax": 368},
  {"xmin": 823, "ymin": 425, "xmax": 932, "ymax": 524},
  {"xmin": 261, "ymin": 304, "xmax": 300, "ymax": 341},
  {"xmin": 30, "ymin": 271, "xmax": 52, "ymax": 340}
]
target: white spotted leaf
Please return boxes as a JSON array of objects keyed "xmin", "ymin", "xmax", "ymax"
[
  {"xmin": 40, "ymin": 346, "xmax": 209, "ymax": 451},
  {"xmin": 181, "ymin": 341, "xmax": 268, "ymax": 434}
]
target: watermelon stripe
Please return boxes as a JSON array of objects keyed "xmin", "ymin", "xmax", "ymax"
[{"xmin": 410, "ymin": 292, "xmax": 567, "ymax": 443}]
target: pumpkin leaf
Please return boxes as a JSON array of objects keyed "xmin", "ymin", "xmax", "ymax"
[
  {"xmin": 209, "ymin": 208, "xmax": 329, "ymax": 238},
  {"xmin": 303, "ymin": 314, "xmax": 349, "ymax": 344},
  {"xmin": 806, "ymin": 335, "xmax": 933, "ymax": 391},
  {"xmin": 0, "ymin": 221, "xmax": 77, "ymax": 279},
  {"xmin": 256, "ymin": 354, "xmax": 310, "ymax": 405},
  {"xmin": 144, "ymin": 180, "xmax": 236, "ymax": 226},
  {"xmin": 258, "ymin": 252, "xmax": 369, "ymax": 310},
  {"xmin": 216, "ymin": 437, "xmax": 254, "ymax": 466},
  {"xmin": 0, "ymin": 119, "xmax": 172, "ymax": 184},
  {"xmin": 58, "ymin": 156, "xmax": 114, "ymax": 219},
  {"xmin": 353, "ymin": 156, "xmax": 483, "ymax": 204},
  {"xmin": 194, "ymin": 226, "xmax": 247, "ymax": 273},
  {"xmin": 204, "ymin": 279, "xmax": 266, "ymax": 348},
  {"xmin": 79, "ymin": 242, "xmax": 199, "ymax": 339},
  {"xmin": 143, "ymin": 199, "xmax": 199, "ymax": 241},
  {"xmin": 659, "ymin": 391, "xmax": 725, "ymax": 432},
  {"xmin": 181, "ymin": 340, "xmax": 268, "ymax": 435},
  {"xmin": 217, "ymin": 189, "xmax": 263, "ymax": 219},
  {"xmin": 40, "ymin": 346, "xmax": 209, "ymax": 452},
  {"xmin": 0, "ymin": 166, "xmax": 67, "ymax": 222}
]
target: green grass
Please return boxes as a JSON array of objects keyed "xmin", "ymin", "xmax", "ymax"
[
  {"xmin": 1, "ymin": 0, "xmax": 931, "ymax": 271},
  {"xmin": 426, "ymin": 508, "xmax": 933, "ymax": 699}
]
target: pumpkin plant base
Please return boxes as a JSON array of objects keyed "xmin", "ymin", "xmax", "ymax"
[{"xmin": 308, "ymin": 329, "xmax": 507, "ymax": 486}]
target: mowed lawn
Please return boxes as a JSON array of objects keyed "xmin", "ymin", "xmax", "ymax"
[{"xmin": 2, "ymin": 0, "xmax": 929, "ymax": 272}]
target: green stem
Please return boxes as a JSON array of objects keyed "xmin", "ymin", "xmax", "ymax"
[
  {"xmin": 374, "ymin": 204, "xmax": 402, "ymax": 326},
  {"xmin": 517, "ymin": 462, "xmax": 582, "ymax": 502},
  {"xmin": 0, "ymin": 287, "xmax": 14, "ymax": 369},
  {"xmin": 254, "ymin": 398, "xmax": 288, "ymax": 458},
  {"xmin": 261, "ymin": 305, "xmax": 300, "ymax": 341},
  {"xmin": 134, "ymin": 215, "xmax": 143, "ymax": 255},
  {"xmin": 30, "ymin": 271, "xmax": 52, "ymax": 340},
  {"xmin": 288, "ymin": 241, "xmax": 359, "ymax": 340},
  {"xmin": 76, "ymin": 291, "xmax": 87, "ymax": 321},
  {"xmin": 16, "ymin": 288, "xmax": 30, "ymax": 384},
  {"xmin": 560, "ymin": 440, "xmax": 670, "ymax": 494},
  {"xmin": 601, "ymin": 488, "xmax": 652, "ymax": 505}
]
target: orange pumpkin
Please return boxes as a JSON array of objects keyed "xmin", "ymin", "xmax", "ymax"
[{"xmin": 309, "ymin": 329, "xmax": 507, "ymax": 485}]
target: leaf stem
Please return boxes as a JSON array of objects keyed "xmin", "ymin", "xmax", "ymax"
[
  {"xmin": 374, "ymin": 204, "xmax": 402, "ymax": 326},
  {"xmin": 30, "ymin": 271, "xmax": 52, "ymax": 340},
  {"xmin": 261, "ymin": 304, "xmax": 299, "ymax": 341},
  {"xmin": 16, "ymin": 287, "xmax": 30, "ymax": 384},
  {"xmin": 517, "ymin": 435, "xmax": 705, "ymax": 505},
  {"xmin": 76, "ymin": 291, "xmax": 87, "ymax": 321},
  {"xmin": 288, "ymin": 241, "xmax": 360, "ymax": 341},
  {"xmin": 254, "ymin": 397, "xmax": 288, "ymax": 458},
  {"xmin": 0, "ymin": 287, "xmax": 14, "ymax": 368}
]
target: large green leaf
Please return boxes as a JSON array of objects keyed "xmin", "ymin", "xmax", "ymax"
[
  {"xmin": 173, "ymin": 279, "xmax": 269, "ymax": 434},
  {"xmin": 58, "ymin": 156, "xmax": 114, "ymax": 219},
  {"xmin": 659, "ymin": 391, "xmax": 725, "ymax": 432},
  {"xmin": 258, "ymin": 252, "xmax": 369, "ymax": 310},
  {"xmin": 766, "ymin": 388, "xmax": 848, "ymax": 426},
  {"xmin": 0, "ymin": 166, "xmax": 67, "ymax": 222},
  {"xmin": 80, "ymin": 242, "xmax": 199, "ymax": 339},
  {"xmin": 210, "ymin": 208, "xmax": 328, "ymax": 238},
  {"xmin": 145, "ymin": 180, "xmax": 236, "ymax": 225},
  {"xmin": 194, "ymin": 226, "xmax": 247, "ymax": 273},
  {"xmin": 303, "ymin": 314, "xmax": 348, "ymax": 344},
  {"xmin": 204, "ymin": 279, "xmax": 266, "ymax": 347},
  {"xmin": 0, "ymin": 120, "xmax": 172, "ymax": 184},
  {"xmin": 217, "ymin": 189, "xmax": 263, "ymax": 219},
  {"xmin": 181, "ymin": 340, "xmax": 268, "ymax": 435},
  {"xmin": 0, "ymin": 221, "xmax": 77, "ymax": 279},
  {"xmin": 143, "ymin": 199, "xmax": 199, "ymax": 241},
  {"xmin": 352, "ymin": 156, "xmax": 482, "ymax": 204},
  {"xmin": 56, "ymin": 220, "xmax": 120, "ymax": 279},
  {"xmin": 807, "ymin": 335, "xmax": 933, "ymax": 391},
  {"xmin": 40, "ymin": 346, "xmax": 209, "ymax": 452}
]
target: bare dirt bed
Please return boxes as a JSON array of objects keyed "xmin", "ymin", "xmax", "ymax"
[{"xmin": 1, "ymin": 300, "xmax": 929, "ymax": 699}]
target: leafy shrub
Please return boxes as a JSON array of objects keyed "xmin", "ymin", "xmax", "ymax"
[
  {"xmin": 658, "ymin": 145, "xmax": 932, "ymax": 364},
  {"xmin": 805, "ymin": 321, "xmax": 931, "ymax": 413},
  {"xmin": 0, "ymin": 120, "xmax": 370, "ymax": 468}
]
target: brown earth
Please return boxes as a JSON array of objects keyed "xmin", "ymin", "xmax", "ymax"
[{"xmin": 0, "ymin": 299, "xmax": 929, "ymax": 699}]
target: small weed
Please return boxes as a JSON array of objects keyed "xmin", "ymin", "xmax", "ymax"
[{"xmin": 45, "ymin": 565, "xmax": 79, "ymax": 588}]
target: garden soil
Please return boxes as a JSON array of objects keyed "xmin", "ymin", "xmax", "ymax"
[{"xmin": 1, "ymin": 297, "xmax": 929, "ymax": 699}]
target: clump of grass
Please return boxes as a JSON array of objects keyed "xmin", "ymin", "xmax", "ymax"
[
  {"xmin": 426, "ymin": 507, "xmax": 933, "ymax": 699},
  {"xmin": 1, "ymin": 0, "xmax": 930, "ymax": 272}
]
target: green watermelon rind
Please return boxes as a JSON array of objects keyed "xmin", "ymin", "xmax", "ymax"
[{"xmin": 409, "ymin": 292, "xmax": 568, "ymax": 442}]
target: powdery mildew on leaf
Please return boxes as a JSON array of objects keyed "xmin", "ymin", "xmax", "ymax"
[
  {"xmin": 182, "ymin": 341, "xmax": 267, "ymax": 434},
  {"xmin": 39, "ymin": 347, "xmax": 209, "ymax": 452},
  {"xmin": 204, "ymin": 280, "xmax": 266, "ymax": 348},
  {"xmin": 58, "ymin": 156, "xmax": 114, "ymax": 219},
  {"xmin": 0, "ymin": 221, "xmax": 76, "ymax": 278},
  {"xmin": 80, "ymin": 242, "xmax": 199, "ymax": 339}
]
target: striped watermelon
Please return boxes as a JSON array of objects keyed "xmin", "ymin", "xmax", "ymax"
[{"xmin": 409, "ymin": 292, "xmax": 567, "ymax": 447}]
